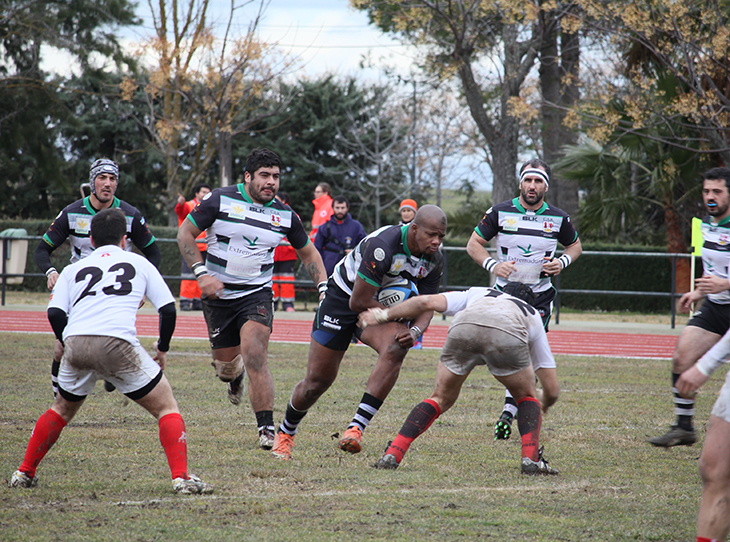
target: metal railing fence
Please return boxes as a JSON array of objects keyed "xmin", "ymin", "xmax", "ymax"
[{"xmin": 2, "ymin": 236, "xmax": 693, "ymax": 328}]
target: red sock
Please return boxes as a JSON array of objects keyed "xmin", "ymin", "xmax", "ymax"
[
  {"xmin": 386, "ymin": 399, "xmax": 441, "ymax": 463},
  {"xmin": 697, "ymin": 537, "xmax": 720, "ymax": 542},
  {"xmin": 516, "ymin": 397, "xmax": 542, "ymax": 461},
  {"xmin": 19, "ymin": 409, "xmax": 67, "ymax": 478},
  {"xmin": 159, "ymin": 413, "xmax": 188, "ymax": 480}
]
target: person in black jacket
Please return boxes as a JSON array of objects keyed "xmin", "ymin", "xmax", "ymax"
[{"xmin": 314, "ymin": 195, "xmax": 367, "ymax": 276}]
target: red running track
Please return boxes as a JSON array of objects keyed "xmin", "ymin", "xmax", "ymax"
[{"xmin": 0, "ymin": 310, "xmax": 678, "ymax": 359}]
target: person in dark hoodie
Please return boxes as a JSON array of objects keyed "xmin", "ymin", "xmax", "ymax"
[{"xmin": 314, "ymin": 195, "xmax": 367, "ymax": 277}]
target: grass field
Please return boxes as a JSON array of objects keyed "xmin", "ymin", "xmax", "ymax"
[{"xmin": 0, "ymin": 332, "xmax": 717, "ymax": 541}]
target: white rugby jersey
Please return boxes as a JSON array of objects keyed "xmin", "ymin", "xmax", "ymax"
[
  {"xmin": 701, "ymin": 215, "xmax": 730, "ymax": 304},
  {"xmin": 186, "ymin": 184, "xmax": 310, "ymax": 299},
  {"xmin": 441, "ymin": 287, "xmax": 555, "ymax": 370},
  {"xmin": 475, "ymin": 198, "xmax": 578, "ymax": 293},
  {"xmin": 48, "ymin": 245, "xmax": 175, "ymax": 347}
]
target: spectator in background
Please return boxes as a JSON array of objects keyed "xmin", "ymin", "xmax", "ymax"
[
  {"xmin": 175, "ymin": 183, "xmax": 212, "ymax": 311},
  {"xmin": 273, "ymin": 192, "xmax": 298, "ymax": 312},
  {"xmin": 314, "ymin": 195, "xmax": 367, "ymax": 277},
  {"xmin": 398, "ymin": 198, "xmax": 422, "ymax": 348},
  {"xmin": 310, "ymin": 182, "xmax": 334, "ymax": 242},
  {"xmin": 399, "ymin": 199, "xmax": 418, "ymax": 225}
]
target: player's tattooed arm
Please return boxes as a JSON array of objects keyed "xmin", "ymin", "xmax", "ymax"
[
  {"xmin": 295, "ymin": 242, "xmax": 328, "ymax": 286},
  {"xmin": 177, "ymin": 220, "xmax": 204, "ymax": 267}
]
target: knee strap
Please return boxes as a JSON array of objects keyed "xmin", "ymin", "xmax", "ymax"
[{"xmin": 211, "ymin": 354, "xmax": 244, "ymax": 382}]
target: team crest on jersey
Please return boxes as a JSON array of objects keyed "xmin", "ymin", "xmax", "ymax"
[
  {"xmin": 391, "ymin": 255, "xmax": 406, "ymax": 273},
  {"xmin": 374, "ymin": 248, "xmax": 386, "ymax": 261},
  {"xmin": 543, "ymin": 220, "xmax": 555, "ymax": 233},
  {"xmin": 502, "ymin": 217, "xmax": 518, "ymax": 231},
  {"xmin": 75, "ymin": 218, "xmax": 90, "ymax": 234},
  {"xmin": 720, "ymin": 234, "xmax": 729, "ymax": 246},
  {"xmin": 271, "ymin": 213, "xmax": 282, "ymax": 228},
  {"xmin": 228, "ymin": 204, "xmax": 247, "ymax": 221}
]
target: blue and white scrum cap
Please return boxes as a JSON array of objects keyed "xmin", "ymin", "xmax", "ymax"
[
  {"xmin": 89, "ymin": 158, "xmax": 119, "ymax": 194},
  {"xmin": 519, "ymin": 167, "xmax": 549, "ymax": 188}
]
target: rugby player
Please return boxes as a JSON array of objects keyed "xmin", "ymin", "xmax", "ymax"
[
  {"xmin": 270, "ymin": 205, "xmax": 446, "ymax": 460},
  {"xmin": 34, "ymin": 158, "xmax": 161, "ymax": 397},
  {"xmin": 360, "ymin": 282, "xmax": 560, "ymax": 474},
  {"xmin": 10, "ymin": 209, "xmax": 212, "ymax": 494},
  {"xmin": 650, "ymin": 167, "xmax": 730, "ymax": 447},
  {"xmin": 466, "ymin": 158, "xmax": 581, "ymax": 440},
  {"xmin": 177, "ymin": 148, "xmax": 327, "ymax": 451}
]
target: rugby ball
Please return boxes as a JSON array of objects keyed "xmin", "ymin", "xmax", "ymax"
[{"xmin": 376, "ymin": 278, "xmax": 419, "ymax": 307}]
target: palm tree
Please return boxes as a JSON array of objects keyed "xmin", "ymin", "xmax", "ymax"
[{"xmin": 557, "ymin": 136, "xmax": 704, "ymax": 292}]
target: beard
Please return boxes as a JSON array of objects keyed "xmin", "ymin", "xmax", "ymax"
[
  {"xmin": 520, "ymin": 187, "xmax": 544, "ymax": 206},
  {"xmin": 707, "ymin": 201, "xmax": 729, "ymax": 217}
]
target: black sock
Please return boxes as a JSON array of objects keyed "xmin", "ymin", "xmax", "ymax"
[
  {"xmin": 279, "ymin": 402, "xmax": 308, "ymax": 435},
  {"xmin": 256, "ymin": 410, "xmax": 274, "ymax": 433},
  {"xmin": 672, "ymin": 372, "xmax": 694, "ymax": 430},
  {"xmin": 349, "ymin": 392, "xmax": 384, "ymax": 432}
]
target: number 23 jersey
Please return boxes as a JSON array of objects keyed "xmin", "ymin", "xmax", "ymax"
[{"xmin": 48, "ymin": 245, "xmax": 175, "ymax": 346}]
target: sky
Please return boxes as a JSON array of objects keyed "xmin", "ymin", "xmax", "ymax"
[
  {"xmin": 40, "ymin": 0, "xmax": 491, "ymax": 191},
  {"xmin": 126, "ymin": 0, "xmax": 416, "ymax": 80}
]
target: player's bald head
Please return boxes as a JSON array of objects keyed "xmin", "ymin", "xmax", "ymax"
[{"xmin": 413, "ymin": 204, "xmax": 447, "ymax": 229}]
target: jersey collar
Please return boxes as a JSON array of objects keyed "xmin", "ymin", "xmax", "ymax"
[
  {"xmin": 238, "ymin": 183, "xmax": 275, "ymax": 207},
  {"xmin": 83, "ymin": 196, "xmax": 121, "ymax": 214},
  {"xmin": 513, "ymin": 197, "xmax": 548, "ymax": 215},
  {"xmin": 712, "ymin": 214, "xmax": 730, "ymax": 226},
  {"xmin": 400, "ymin": 224, "xmax": 413, "ymax": 258}
]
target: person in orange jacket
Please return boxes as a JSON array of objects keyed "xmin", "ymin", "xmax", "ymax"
[
  {"xmin": 309, "ymin": 183, "xmax": 334, "ymax": 243},
  {"xmin": 175, "ymin": 183, "xmax": 212, "ymax": 310},
  {"xmin": 273, "ymin": 192, "xmax": 298, "ymax": 311}
]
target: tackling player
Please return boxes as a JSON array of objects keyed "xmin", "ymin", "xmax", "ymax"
[
  {"xmin": 466, "ymin": 158, "xmax": 581, "ymax": 440},
  {"xmin": 360, "ymin": 282, "xmax": 560, "ymax": 474}
]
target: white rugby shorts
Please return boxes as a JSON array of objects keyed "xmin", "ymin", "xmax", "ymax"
[
  {"xmin": 58, "ymin": 335, "xmax": 161, "ymax": 397},
  {"xmin": 440, "ymin": 323, "xmax": 532, "ymax": 377}
]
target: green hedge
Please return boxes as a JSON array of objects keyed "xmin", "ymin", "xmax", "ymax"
[
  {"xmin": 441, "ymin": 243, "xmax": 686, "ymax": 313},
  {"xmin": 0, "ymin": 219, "xmax": 690, "ymax": 313}
]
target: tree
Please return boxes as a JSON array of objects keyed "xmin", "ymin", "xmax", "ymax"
[
  {"xmin": 352, "ymin": 0, "xmax": 582, "ymax": 216},
  {"xmin": 237, "ymin": 75, "xmax": 417, "ymax": 229},
  {"xmin": 325, "ymin": 83, "xmax": 411, "ymax": 230},
  {"xmin": 121, "ymin": 0, "xmax": 292, "ymax": 225},
  {"xmin": 409, "ymin": 82, "xmax": 484, "ymax": 207},
  {"xmin": 557, "ymin": 125, "xmax": 705, "ymax": 291},
  {"xmin": 571, "ymin": 0, "xmax": 730, "ymax": 166},
  {"xmin": 0, "ymin": 0, "xmax": 140, "ymax": 219}
]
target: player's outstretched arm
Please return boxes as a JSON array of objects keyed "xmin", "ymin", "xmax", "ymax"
[{"xmin": 359, "ymin": 294, "xmax": 447, "ymax": 328}]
